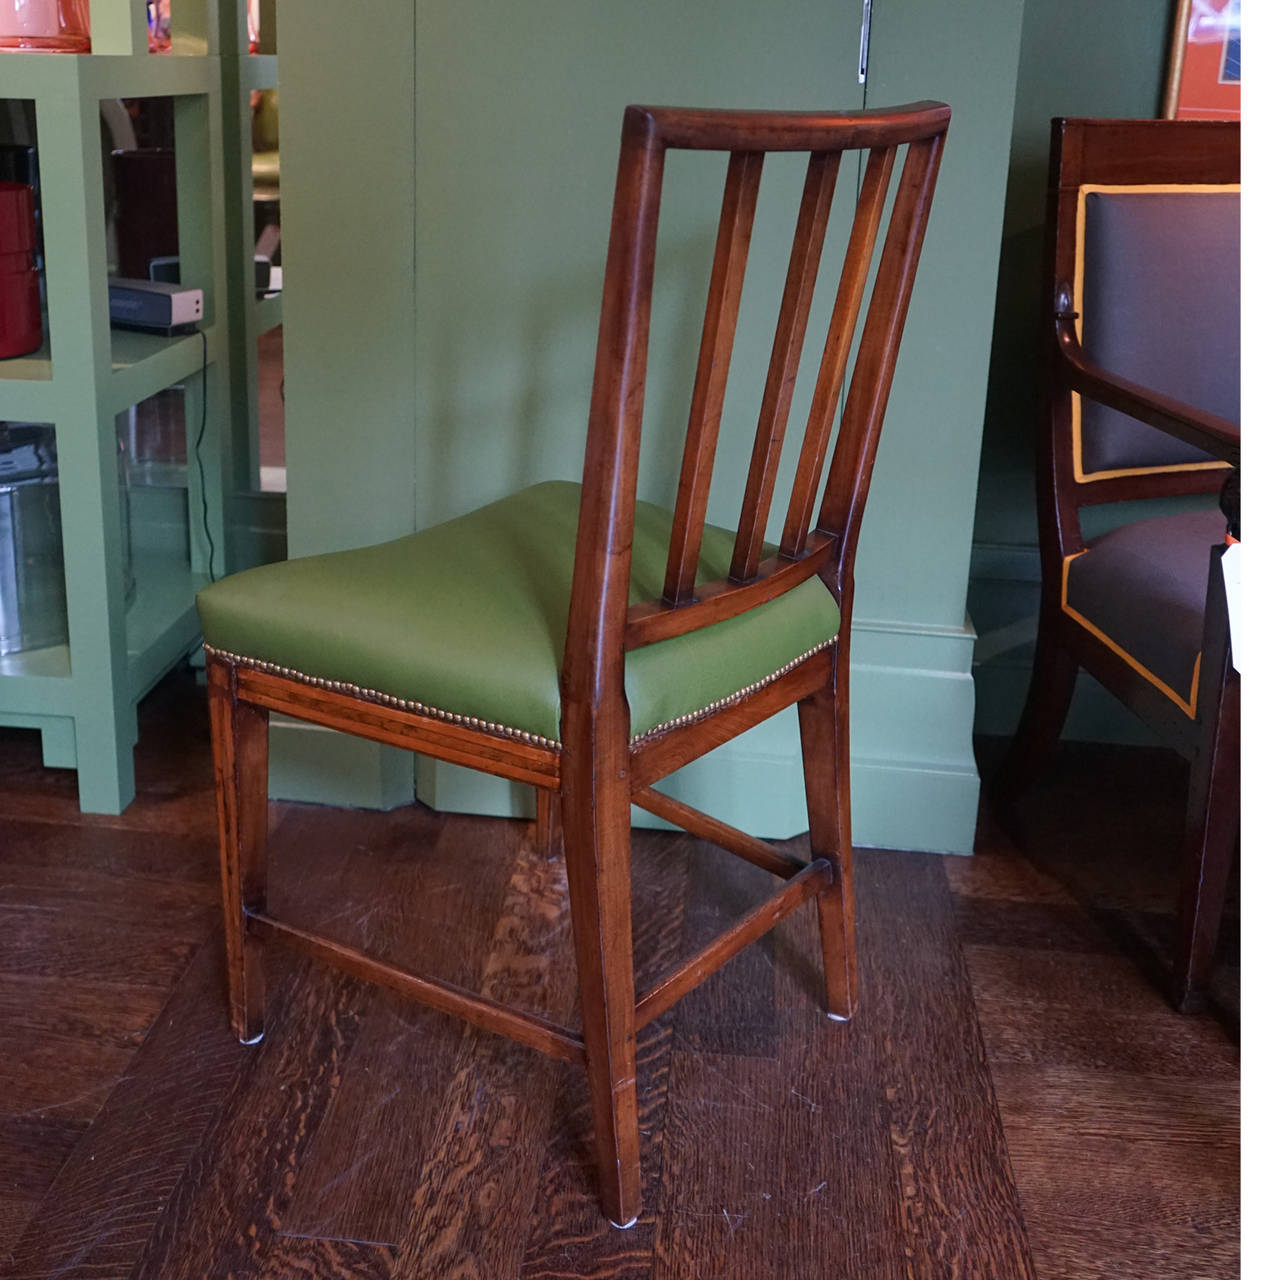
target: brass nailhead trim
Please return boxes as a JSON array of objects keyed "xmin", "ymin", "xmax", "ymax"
[
  {"xmin": 204, "ymin": 646, "xmax": 561, "ymax": 751},
  {"xmin": 205, "ymin": 634, "xmax": 837, "ymax": 754},
  {"xmin": 628, "ymin": 637, "xmax": 838, "ymax": 746}
]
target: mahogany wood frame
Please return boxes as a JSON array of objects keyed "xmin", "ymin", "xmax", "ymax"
[
  {"xmin": 998, "ymin": 118, "xmax": 1240, "ymax": 1013},
  {"xmin": 209, "ymin": 101, "xmax": 950, "ymax": 1226}
]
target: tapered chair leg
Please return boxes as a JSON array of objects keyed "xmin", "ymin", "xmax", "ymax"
[
  {"xmin": 798, "ymin": 656, "xmax": 857, "ymax": 1021},
  {"xmin": 535, "ymin": 788, "xmax": 562, "ymax": 858},
  {"xmin": 1172, "ymin": 675, "xmax": 1240, "ymax": 1013},
  {"xmin": 208, "ymin": 658, "xmax": 270, "ymax": 1044},
  {"xmin": 559, "ymin": 766, "xmax": 642, "ymax": 1228},
  {"xmin": 994, "ymin": 603, "xmax": 1079, "ymax": 806}
]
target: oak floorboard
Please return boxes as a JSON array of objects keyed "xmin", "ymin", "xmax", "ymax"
[
  {"xmin": 651, "ymin": 1048, "xmax": 793, "ymax": 1277},
  {"xmin": 650, "ymin": 837, "xmax": 817, "ymax": 1278},
  {"xmin": 125, "ymin": 954, "xmax": 363, "ymax": 1280},
  {"xmin": 962, "ymin": 942, "xmax": 1186, "ymax": 1018},
  {"xmin": 1, "ymin": 938, "xmax": 243, "ymax": 1280},
  {"xmin": 0, "ymin": 912, "xmax": 201, "ymax": 988},
  {"xmin": 124, "ymin": 812, "xmax": 382, "ymax": 1280},
  {"xmin": 668, "ymin": 838, "xmax": 780, "ymax": 1058},
  {"xmin": 0, "ymin": 1027, "xmax": 138, "ymax": 1125},
  {"xmin": 858, "ymin": 848, "xmax": 1038, "ymax": 1280},
  {"xmin": 388, "ymin": 834, "xmax": 577, "ymax": 1280},
  {"xmin": 976, "ymin": 997, "xmax": 1238, "ymax": 1080},
  {"xmin": 1019, "ymin": 1208, "xmax": 1238, "ymax": 1280},
  {"xmin": 0, "ymin": 814, "xmax": 216, "ymax": 888},
  {"xmin": 0, "ymin": 672, "xmax": 219, "ymax": 838},
  {"xmin": 0, "ymin": 1118, "xmax": 84, "ymax": 1261},
  {"xmin": 991, "ymin": 1064, "xmax": 1238, "ymax": 1149},
  {"xmin": 283, "ymin": 809, "xmax": 518, "ymax": 1247},
  {"xmin": 0, "ymin": 1205, "xmax": 36, "ymax": 1269},
  {"xmin": 258, "ymin": 1235, "xmax": 397, "ymax": 1280},
  {"xmin": 518, "ymin": 832, "xmax": 692, "ymax": 1280},
  {"xmin": 941, "ymin": 845, "xmax": 1076, "ymax": 906},
  {"xmin": 774, "ymin": 883, "xmax": 910, "ymax": 1280},
  {"xmin": 1005, "ymin": 1135, "xmax": 1239, "ymax": 1280},
  {"xmin": 0, "ymin": 681, "xmax": 1239, "ymax": 1280},
  {"xmin": 951, "ymin": 894, "xmax": 1117, "ymax": 955}
]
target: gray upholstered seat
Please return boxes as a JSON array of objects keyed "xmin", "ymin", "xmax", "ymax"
[{"xmin": 1063, "ymin": 507, "xmax": 1227, "ymax": 713}]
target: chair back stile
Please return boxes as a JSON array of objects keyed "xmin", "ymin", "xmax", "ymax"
[{"xmin": 563, "ymin": 103, "xmax": 950, "ymax": 723}]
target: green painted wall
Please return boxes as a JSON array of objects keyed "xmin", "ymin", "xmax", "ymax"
[
  {"xmin": 274, "ymin": 0, "xmax": 1027, "ymax": 851},
  {"xmin": 968, "ymin": 0, "xmax": 1199, "ymax": 744}
]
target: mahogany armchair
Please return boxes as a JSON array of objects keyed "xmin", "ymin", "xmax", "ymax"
[
  {"xmin": 197, "ymin": 101, "xmax": 950, "ymax": 1225},
  {"xmin": 997, "ymin": 118, "xmax": 1240, "ymax": 1013}
]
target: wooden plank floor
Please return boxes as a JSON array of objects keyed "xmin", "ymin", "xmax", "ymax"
[{"xmin": 0, "ymin": 673, "xmax": 1238, "ymax": 1279}]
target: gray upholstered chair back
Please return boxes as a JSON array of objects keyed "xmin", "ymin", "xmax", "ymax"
[{"xmin": 1077, "ymin": 188, "xmax": 1239, "ymax": 479}]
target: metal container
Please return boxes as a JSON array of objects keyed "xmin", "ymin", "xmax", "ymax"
[
  {"xmin": 0, "ymin": 423, "xmax": 65, "ymax": 653},
  {"xmin": 0, "ymin": 422, "xmax": 134, "ymax": 656}
]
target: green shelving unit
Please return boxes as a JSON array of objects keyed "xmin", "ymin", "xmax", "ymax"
[{"xmin": 0, "ymin": 0, "xmax": 236, "ymax": 812}]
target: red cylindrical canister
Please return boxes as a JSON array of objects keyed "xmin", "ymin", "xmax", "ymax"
[{"xmin": 0, "ymin": 181, "xmax": 42, "ymax": 359}]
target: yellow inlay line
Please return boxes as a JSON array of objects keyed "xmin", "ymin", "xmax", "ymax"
[
  {"xmin": 1060, "ymin": 551, "xmax": 1200, "ymax": 717},
  {"xmin": 1070, "ymin": 182, "xmax": 1239, "ymax": 485}
]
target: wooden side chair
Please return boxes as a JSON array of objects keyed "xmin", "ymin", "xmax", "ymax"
[
  {"xmin": 997, "ymin": 118, "xmax": 1240, "ymax": 1013},
  {"xmin": 197, "ymin": 101, "xmax": 950, "ymax": 1225}
]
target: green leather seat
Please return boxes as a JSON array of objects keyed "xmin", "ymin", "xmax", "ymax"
[{"xmin": 197, "ymin": 481, "xmax": 840, "ymax": 746}]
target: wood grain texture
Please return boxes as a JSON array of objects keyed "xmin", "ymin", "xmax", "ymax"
[
  {"xmin": 2, "ymin": 940, "xmax": 246, "ymax": 1280},
  {"xmin": 635, "ymin": 858, "xmax": 829, "ymax": 1031},
  {"xmin": 859, "ymin": 849, "xmax": 1037, "ymax": 1280},
  {"xmin": 282, "ymin": 810, "xmax": 512, "ymax": 1248},
  {"xmin": 388, "ymin": 836, "xmax": 579, "ymax": 1277},
  {"xmin": 126, "ymin": 958, "xmax": 364, "ymax": 1280},
  {"xmin": 0, "ymin": 1118, "xmax": 84, "ymax": 1261},
  {"xmin": 257, "ymin": 1236, "xmax": 397, "ymax": 1280},
  {"xmin": 0, "ymin": 674, "xmax": 1237, "ymax": 1279}
]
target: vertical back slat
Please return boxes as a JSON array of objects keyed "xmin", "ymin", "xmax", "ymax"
[
  {"xmin": 817, "ymin": 136, "xmax": 946, "ymax": 572},
  {"xmin": 779, "ymin": 145, "xmax": 896, "ymax": 558},
  {"xmin": 729, "ymin": 150, "xmax": 841, "ymax": 583},
  {"xmin": 663, "ymin": 150, "xmax": 765, "ymax": 604}
]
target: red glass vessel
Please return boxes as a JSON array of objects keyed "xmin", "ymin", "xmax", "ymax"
[
  {"xmin": 0, "ymin": 182, "xmax": 42, "ymax": 359},
  {"xmin": 0, "ymin": 0, "xmax": 90, "ymax": 52}
]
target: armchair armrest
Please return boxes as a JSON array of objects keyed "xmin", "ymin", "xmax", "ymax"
[{"xmin": 1053, "ymin": 291, "xmax": 1240, "ymax": 467}]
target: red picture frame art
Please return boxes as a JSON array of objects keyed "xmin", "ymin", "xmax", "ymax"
[{"xmin": 1163, "ymin": 0, "xmax": 1241, "ymax": 120}]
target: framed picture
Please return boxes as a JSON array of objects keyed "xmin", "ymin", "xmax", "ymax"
[{"xmin": 1163, "ymin": 0, "xmax": 1241, "ymax": 120}]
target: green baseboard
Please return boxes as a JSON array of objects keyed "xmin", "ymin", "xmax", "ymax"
[{"xmin": 267, "ymin": 715, "xmax": 414, "ymax": 808}]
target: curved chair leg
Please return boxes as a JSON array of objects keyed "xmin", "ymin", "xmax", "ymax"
[
  {"xmin": 994, "ymin": 605, "xmax": 1079, "ymax": 806},
  {"xmin": 559, "ymin": 762, "xmax": 641, "ymax": 1227},
  {"xmin": 798, "ymin": 656, "xmax": 857, "ymax": 1021},
  {"xmin": 208, "ymin": 659, "xmax": 269, "ymax": 1045},
  {"xmin": 1172, "ymin": 675, "xmax": 1240, "ymax": 1013}
]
